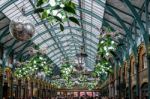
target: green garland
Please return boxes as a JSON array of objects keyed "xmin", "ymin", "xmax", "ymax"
[
  {"xmin": 93, "ymin": 28, "xmax": 116, "ymax": 82},
  {"xmin": 52, "ymin": 62, "xmax": 99, "ymax": 90},
  {"xmin": 35, "ymin": 0, "xmax": 80, "ymax": 31},
  {"xmin": 14, "ymin": 54, "xmax": 52, "ymax": 79}
]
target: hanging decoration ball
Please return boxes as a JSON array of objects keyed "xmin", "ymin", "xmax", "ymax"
[{"xmin": 9, "ymin": 15, "xmax": 35, "ymax": 41}]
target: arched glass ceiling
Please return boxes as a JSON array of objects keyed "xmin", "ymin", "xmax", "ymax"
[{"xmin": 1, "ymin": 0, "xmax": 106, "ymax": 69}]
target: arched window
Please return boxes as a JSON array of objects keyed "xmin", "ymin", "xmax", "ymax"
[
  {"xmin": 142, "ymin": 53, "xmax": 147, "ymax": 69},
  {"xmin": 133, "ymin": 62, "xmax": 136, "ymax": 74},
  {"xmin": 138, "ymin": 44, "xmax": 147, "ymax": 70}
]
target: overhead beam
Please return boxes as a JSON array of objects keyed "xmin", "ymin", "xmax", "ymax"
[
  {"xmin": 47, "ymin": 45, "xmax": 96, "ymax": 57},
  {"xmin": 22, "ymin": 38, "xmax": 97, "ymax": 57},
  {"xmin": 15, "ymin": 40, "xmax": 33, "ymax": 59},
  {"xmin": 48, "ymin": 26, "xmax": 97, "ymax": 37},
  {"xmin": 106, "ymin": 3, "xmax": 150, "ymax": 21},
  {"xmin": 104, "ymin": 18, "xmax": 136, "ymax": 40},
  {"xmin": 50, "ymin": 54, "xmax": 95, "ymax": 63},
  {"xmin": 37, "ymin": 33, "xmax": 97, "ymax": 48},
  {"xmin": 123, "ymin": 0, "xmax": 148, "ymax": 45},
  {"xmin": 53, "ymin": 54, "xmax": 95, "ymax": 66},
  {"xmin": 35, "ymin": 18, "xmax": 99, "ymax": 34},
  {"xmin": 102, "ymin": 20, "xmax": 128, "ymax": 43},
  {"xmin": 106, "ymin": 6, "xmax": 134, "ymax": 42},
  {"xmin": 22, "ymin": 39, "xmax": 97, "ymax": 60},
  {"xmin": 5, "ymin": 40, "xmax": 18, "ymax": 57},
  {"xmin": 0, "ymin": 16, "xmax": 6, "ymax": 21},
  {"xmin": 49, "ymin": 50, "xmax": 96, "ymax": 62},
  {"xmin": 22, "ymin": 45, "xmax": 96, "ymax": 65},
  {"xmin": 36, "ymin": 19, "xmax": 98, "ymax": 40},
  {"xmin": 0, "ymin": 26, "xmax": 9, "ymax": 40},
  {"xmin": 105, "ymin": 11, "xmax": 141, "ymax": 30},
  {"xmin": 15, "ymin": 24, "xmax": 99, "ymax": 58},
  {"xmin": 48, "ymin": 23, "xmax": 69, "ymax": 59},
  {"xmin": 103, "ymin": 17, "xmax": 131, "ymax": 59},
  {"xmin": 106, "ymin": 5, "xmax": 137, "ymax": 60},
  {"xmin": 66, "ymin": 19, "xmax": 78, "ymax": 68},
  {"xmin": 14, "ymin": 41, "xmax": 33, "ymax": 53},
  {"xmin": 29, "ymin": 0, "xmax": 67, "ymax": 59},
  {"xmin": 0, "ymin": 0, "xmax": 17, "ymax": 11},
  {"xmin": 25, "ymin": 6, "xmax": 103, "ymax": 22}
]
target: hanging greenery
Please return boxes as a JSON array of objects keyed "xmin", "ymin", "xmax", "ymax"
[
  {"xmin": 93, "ymin": 27, "xmax": 117, "ymax": 82},
  {"xmin": 60, "ymin": 62, "xmax": 72, "ymax": 79},
  {"xmin": 48, "ymin": 28, "xmax": 118, "ymax": 90},
  {"xmin": 59, "ymin": 62, "xmax": 74, "ymax": 88},
  {"xmin": 52, "ymin": 62, "xmax": 99, "ymax": 90},
  {"xmin": 34, "ymin": 0, "xmax": 80, "ymax": 31},
  {"xmin": 14, "ymin": 53, "xmax": 53, "ymax": 79}
]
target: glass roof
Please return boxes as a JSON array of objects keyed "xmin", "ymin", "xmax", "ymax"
[{"xmin": 1, "ymin": 0, "xmax": 106, "ymax": 68}]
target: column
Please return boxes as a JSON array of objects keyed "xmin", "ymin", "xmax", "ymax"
[
  {"xmin": 109, "ymin": 82, "xmax": 111, "ymax": 98},
  {"xmin": 40, "ymin": 81, "xmax": 43, "ymax": 98},
  {"xmin": 16, "ymin": 80, "xmax": 18, "ymax": 98},
  {"xmin": 39, "ymin": 82, "xmax": 42, "ymax": 98},
  {"xmin": 43, "ymin": 83, "xmax": 45, "ymax": 98},
  {"xmin": 135, "ymin": 56, "xmax": 140, "ymax": 99},
  {"xmin": 128, "ymin": 62, "xmax": 131, "ymax": 99},
  {"xmin": 50, "ymin": 84, "xmax": 51, "ymax": 98},
  {"xmin": 145, "ymin": 0, "xmax": 150, "ymax": 98},
  {"xmin": 50, "ymin": 84, "xmax": 52, "ymax": 98},
  {"xmin": 31, "ymin": 81, "xmax": 33, "ymax": 98},
  {"xmin": 0, "ymin": 67, "xmax": 3, "ymax": 99},
  {"xmin": 18, "ymin": 79, "xmax": 21, "ymax": 99},
  {"xmin": 122, "ymin": 67, "xmax": 126, "ymax": 98},
  {"xmin": 147, "ymin": 50, "xmax": 150, "ymax": 99},
  {"xmin": 25, "ymin": 79, "xmax": 28, "ymax": 99},
  {"xmin": 37, "ymin": 80, "xmax": 40, "ymax": 97},
  {"xmin": 118, "ymin": 75, "xmax": 121, "ymax": 99},
  {"xmin": 10, "ymin": 75, "xmax": 13, "ymax": 99}
]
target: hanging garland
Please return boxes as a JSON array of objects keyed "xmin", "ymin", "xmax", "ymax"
[
  {"xmin": 35, "ymin": 0, "xmax": 80, "ymax": 31},
  {"xmin": 14, "ymin": 53, "xmax": 53, "ymax": 79},
  {"xmin": 51, "ymin": 62, "xmax": 100, "ymax": 90},
  {"xmin": 93, "ymin": 27, "xmax": 117, "ymax": 82}
]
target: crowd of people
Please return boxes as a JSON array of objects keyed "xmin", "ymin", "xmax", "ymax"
[{"xmin": 51, "ymin": 95, "xmax": 109, "ymax": 99}]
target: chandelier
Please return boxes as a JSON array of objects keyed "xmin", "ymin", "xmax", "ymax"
[{"xmin": 75, "ymin": 46, "xmax": 88, "ymax": 71}]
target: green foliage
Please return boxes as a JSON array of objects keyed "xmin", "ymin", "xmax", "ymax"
[
  {"xmin": 35, "ymin": 0, "xmax": 80, "ymax": 31},
  {"xmin": 14, "ymin": 54, "xmax": 53, "ymax": 78},
  {"xmin": 69, "ymin": 17, "xmax": 80, "ymax": 25},
  {"xmin": 60, "ymin": 62, "xmax": 72, "ymax": 79},
  {"xmin": 55, "ymin": 63, "xmax": 99, "ymax": 90},
  {"xmin": 51, "ymin": 27, "xmax": 117, "ymax": 89},
  {"xmin": 93, "ymin": 28, "xmax": 116, "ymax": 82}
]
